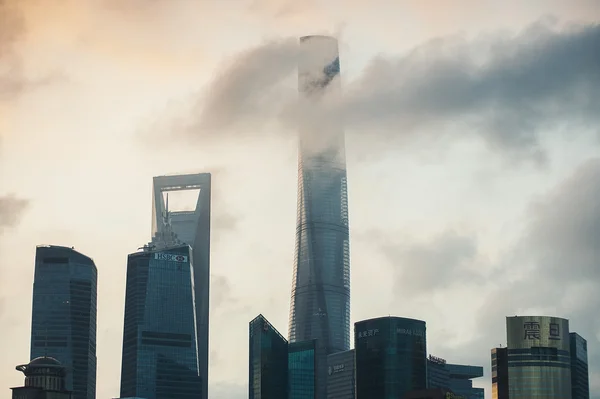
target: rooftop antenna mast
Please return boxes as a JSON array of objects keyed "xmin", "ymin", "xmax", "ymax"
[{"xmin": 164, "ymin": 192, "xmax": 171, "ymax": 226}]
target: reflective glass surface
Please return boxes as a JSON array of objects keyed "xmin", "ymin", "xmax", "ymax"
[
  {"xmin": 569, "ymin": 333, "xmax": 589, "ymax": 399},
  {"xmin": 506, "ymin": 316, "xmax": 572, "ymax": 398},
  {"xmin": 248, "ymin": 315, "xmax": 289, "ymax": 399},
  {"xmin": 152, "ymin": 173, "xmax": 211, "ymax": 399},
  {"xmin": 289, "ymin": 341, "xmax": 316, "ymax": 399},
  {"xmin": 326, "ymin": 349, "xmax": 354, "ymax": 399},
  {"xmin": 355, "ymin": 317, "xmax": 427, "ymax": 399},
  {"xmin": 30, "ymin": 246, "xmax": 97, "ymax": 399},
  {"xmin": 119, "ymin": 246, "xmax": 201, "ymax": 399},
  {"xmin": 288, "ymin": 35, "xmax": 350, "ymax": 399}
]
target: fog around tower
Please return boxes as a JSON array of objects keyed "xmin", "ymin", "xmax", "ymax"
[
  {"xmin": 172, "ymin": 20, "xmax": 599, "ymax": 165},
  {"xmin": 1, "ymin": 1, "xmax": 600, "ymax": 398}
]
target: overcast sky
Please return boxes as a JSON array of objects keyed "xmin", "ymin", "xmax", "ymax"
[{"xmin": 1, "ymin": 1, "xmax": 599, "ymax": 398}]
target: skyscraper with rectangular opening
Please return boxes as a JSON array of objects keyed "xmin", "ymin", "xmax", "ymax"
[
  {"xmin": 30, "ymin": 245, "xmax": 97, "ymax": 399},
  {"xmin": 288, "ymin": 35, "xmax": 350, "ymax": 399},
  {"xmin": 152, "ymin": 173, "xmax": 211, "ymax": 399}
]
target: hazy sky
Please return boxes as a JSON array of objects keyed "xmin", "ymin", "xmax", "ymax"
[{"xmin": 1, "ymin": 1, "xmax": 599, "ymax": 398}]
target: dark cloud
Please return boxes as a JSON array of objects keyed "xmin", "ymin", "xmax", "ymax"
[
  {"xmin": 413, "ymin": 159, "xmax": 600, "ymax": 397},
  {"xmin": 0, "ymin": 194, "xmax": 28, "ymax": 233},
  {"xmin": 358, "ymin": 20, "xmax": 599, "ymax": 160},
  {"xmin": 170, "ymin": 21, "xmax": 599, "ymax": 163},
  {"xmin": 196, "ymin": 37, "xmax": 299, "ymax": 134},
  {"xmin": 382, "ymin": 231, "xmax": 481, "ymax": 295}
]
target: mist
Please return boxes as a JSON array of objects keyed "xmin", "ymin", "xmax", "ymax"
[{"xmin": 170, "ymin": 20, "xmax": 600, "ymax": 163}]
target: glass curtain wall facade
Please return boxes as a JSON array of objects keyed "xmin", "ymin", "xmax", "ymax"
[
  {"xmin": 288, "ymin": 35, "xmax": 350, "ymax": 399},
  {"xmin": 506, "ymin": 316, "xmax": 572, "ymax": 398},
  {"xmin": 119, "ymin": 245, "xmax": 202, "ymax": 399},
  {"xmin": 30, "ymin": 245, "xmax": 97, "ymax": 399},
  {"xmin": 445, "ymin": 364, "xmax": 484, "ymax": 399},
  {"xmin": 326, "ymin": 349, "xmax": 355, "ymax": 399},
  {"xmin": 490, "ymin": 348, "xmax": 508, "ymax": 399},
  {"xmin": 249, "ymin": 315, "xmax": 289, "ymax": 399},
  {"xmin": 355, "ymin": 317, "xmax": 427, "ymax": 399},
  {"xmin": 248, "ymin": 315, "xmax": 316, "ymax": 399},
  {"xmin": 569, "ymin": 333, "xmax": 590, "ymax": 399},
  {"xmin": 288, "ymin": 341, "xmax": 317, "ymax": 399},
  {"xmin": 427, "ymin": 356, "xmax": 450, "ymax": 389},
  {"xmin": 152, "ymin": 173, "xmax": 211, "ymax": 399}
]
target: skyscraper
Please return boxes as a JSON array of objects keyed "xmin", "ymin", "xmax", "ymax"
[
  {"xmin": 490, "ymin": 347, "xmax": 508, "ymax": 399},
  {"xmin": 569, "ymin": 332, "xmax": 590, "ymax": 399},
  {"xmin": 119, "ymin": 215, "xmax": 202, "ymax": 399},
  {"xmin": 354, "ymin": 317, "xmax": 427, "ymax": 399},
  {"xmin": 249, "ymin": 314, "xmax": 316, "ymax": 399},
  {"xmin": 427, "ymin": 356, "xmax": 484, "ymax": 399},
  {"xmin": 30, "ymin": 245, "xmax": 97, "ymax": 399},
  {"xmin": 152, "ymin": 173, "xmax": 211, "ymax": 399},
  {"xmin": 505, "ymin": 316, "xmax": 572, "ymax": 398},
  {"xmin": 288, "ymin": 340, "xmax": 317, "ymax": 399},
  {"xmin": 249, "ymin": 315, "xmax": 289, "ymax": 399},
  {"xmin": 288, "ymin": 35, "xmax": 350, "ymax": 399},
  {"xmin": 326, "ymin": 350, "xmax": 355, "ymax": 399}
]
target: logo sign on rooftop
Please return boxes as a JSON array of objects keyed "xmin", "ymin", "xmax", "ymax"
[
  {"xmin": 429, "ymin": 355, "xmax": 447, "ymax": 365},
  {"xmin": 154, "ymin": 253, "xmax": 188, "ymax": 263}
]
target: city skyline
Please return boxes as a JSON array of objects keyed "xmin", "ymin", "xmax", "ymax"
[{"xmin": 1, "ymin": 1, "xmax": 600, "ymax": 399}]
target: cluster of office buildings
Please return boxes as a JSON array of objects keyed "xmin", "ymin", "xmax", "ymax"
[
  {"xmin": 11, "ymin": 173, "xmax": 212, "ymax": 399},
  {"xmin": 7, "ymin": 35, "xmax": 592, "ymax": 399}
]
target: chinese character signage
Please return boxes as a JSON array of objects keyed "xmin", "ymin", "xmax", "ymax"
[
  {"xmin": 357, "ymin": 328, "xmax": 379, "ymax": 339},
  {"xmin": 507, "ymin": 316, "xmax": 569, "ymax": 350},
  {"xmin": 523, "ymin": 321, "xmax": 541, "ymax": 340},
  {"xmin": 549, "ymin": 323, "xmax": 560, "ymax": 340}
]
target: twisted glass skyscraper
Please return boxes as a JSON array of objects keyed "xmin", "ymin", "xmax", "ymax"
[{"xmin": 288, "ymin": 35, "xmax": 350, "ymax": 399}]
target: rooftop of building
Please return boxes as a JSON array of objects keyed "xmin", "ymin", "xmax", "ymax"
[
  {"xmin": 355, "ymin": 315, "xmax": 426, "ymax": 325},
  {"xmin": 153, "ymin": 173, "xmax": 211, "ymax": 191},
  {"xmin": 16, "ymin": 356, "xmax": 67, "ymax": 376},
  {"xmin": 300, "ymin": 35, "xmax": 337, "ymax": 41},
  {"xmin": 35, "ymin": 245, "xmax": 95, "ymax": 265},
  {"xmin": 250, "ymin": 314, "xmax": 288, "ymax": 343},
  {"xmin": 506, "ymin": 315, "xmax": 569, "ymax": 322},
  {"xmin": 28, "ymin": 357, "xmax": 62, "ymax": 366}
]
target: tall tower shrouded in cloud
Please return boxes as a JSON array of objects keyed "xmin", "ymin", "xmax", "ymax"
[
  {"xmin": 152, "ymin": 173, "xmax": 211, "ymax": 399},
  {"xmin": 288, "ymin": 35, "xmax": 350, "ymax": 399}
]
